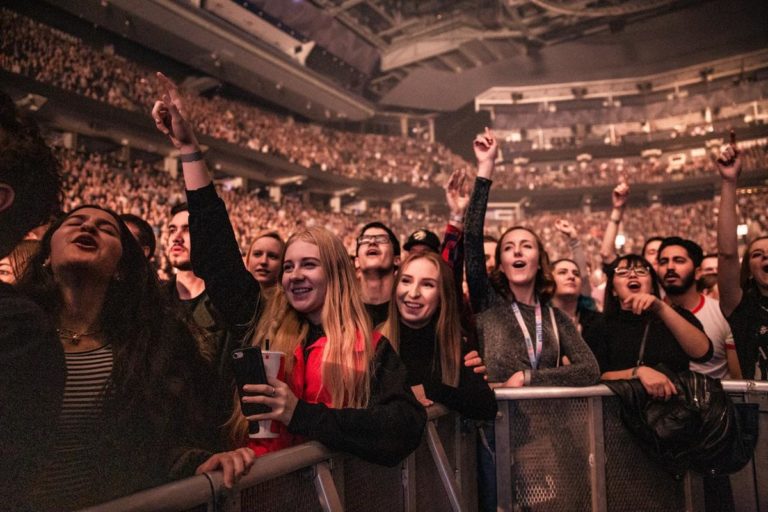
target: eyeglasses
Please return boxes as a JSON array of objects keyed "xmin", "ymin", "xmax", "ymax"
[
  {"xmin": 614, "ymin": 266, "xmax": 650, "ymax": 278},
  {"xmin": 357, "ymin": 234, "xmax": 391, "ymax": 246}
]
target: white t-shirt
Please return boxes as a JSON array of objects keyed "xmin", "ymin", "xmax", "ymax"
[{"xmin": 689, "ymin": 295, "xmax": 736, "ymax": 379}]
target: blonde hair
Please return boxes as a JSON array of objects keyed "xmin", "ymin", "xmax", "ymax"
[
  {"xmin": 381, "ymin": 252, "xmax": 461, "ymax": 387},
  {"xmin": 228, "ymin": 227, "xmax": 374, "ymax": 446}
]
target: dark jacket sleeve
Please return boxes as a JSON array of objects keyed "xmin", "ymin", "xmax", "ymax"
[
  {"xmin": 287, "ymin": 340, "xmax": 427, "ymax": 466},
  {"xmin": 464, "ymin": 177, "xmax": 494, "ymax": 314},
  {"xmin": 423, "ymin": 356, "xmax": 497, "ymax": 421},
  {"xmin": 186, "ymin": 183, "xmax": 261, "ymax": 331},
  {"xmin": 528, "ymin": 308, "xmax": 601, "ymax": 387}
]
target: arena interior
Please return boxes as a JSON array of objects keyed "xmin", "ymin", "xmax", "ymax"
[{"xmin": 1, "ymin": 0, "xmax": 767, "ymax": 511}]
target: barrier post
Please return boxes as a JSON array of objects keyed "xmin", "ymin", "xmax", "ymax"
[
  {"xmin": 313, "ymin": 462, "xmax": 343, "ymax": 512},
  {"xmin": 403, "ymin": 452, "xmax": 417, "ymax": 512},
  {"xmin": 587, "ymin": 396, "xmax": 607, "ymax": 512},
  {"xmin": 495, "ymin": 400, "xmax": 512, "ymax": 512},
  {"xmin": 426, "ymin": 421, "xmax": 464, "ymax": 511}
]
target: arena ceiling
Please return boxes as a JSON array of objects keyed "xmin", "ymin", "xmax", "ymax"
[{"xmin": 44, "ymin": 0, "xmax": 768, "ymax": 118}]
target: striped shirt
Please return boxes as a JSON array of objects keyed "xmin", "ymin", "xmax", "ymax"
[{"xmin": 30, "ymin": 344, "xmax": 113, "ymax": 511}]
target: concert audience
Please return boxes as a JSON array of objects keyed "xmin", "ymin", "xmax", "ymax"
[
  {"xmin": 3, "ymin": 8, "xmax": 766, "ymax": 191},
  {"xmin": 150, "ymin": 73, "xmax": 425, "ymax": 486}
]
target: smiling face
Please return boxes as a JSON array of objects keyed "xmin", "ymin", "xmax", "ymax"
[
  {"xmin": 396, "ymin": 257, "xmax": 440, "ymax": 329},
  {"xmin": 746, "ymin": 238, "xmax": 768, "ymax": 291},
  {"xmin": 658, "ymin": 245, "xmax": 697, "ymax": 295},
  {"xmin": 356, "ymin": 227, "xmax": 397, "ymax": 272},
  {"xmin": 247, "ymin": 236, "xmax": 283, "ymax": 287},
  {"xmin": 553, "ymin": 260, "xmax": 581, "ymax": 299},
  {"xmin": 166, "ymin": 210, "xmax": 192, "ymax": 271},
  {"xmin": 49, "ymin": 207, "xmax": 123, "ymax": 282},
  {"xmin": 611, "ymin": 259, "xmax": 653, "ymax": 302},
  {"xmin": 281, "ymin": 240, "xmax": 327, "ymax": 324},
  {"xmin": 498, "ymin": 228, "xmax": 540, "ymax": 289}
]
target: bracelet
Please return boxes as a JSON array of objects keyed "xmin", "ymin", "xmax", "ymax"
[
  {"xmin": 449, "ymin": 213, "xmax": 464, "ymax": 224},
  {"xmin": 180, "ymin": 151, "xmax": 204, "ymax": 163}
]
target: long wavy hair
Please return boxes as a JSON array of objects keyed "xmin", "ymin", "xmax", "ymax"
[
  {"xmin": 17, "ymin": 205, "xmax": 211, "ymax": 445},
  {"xmin": 229, "ymin": 227, "xmax": 374, "ymax": 445},
  {"xmin": 490, "ymin": 225, "xmax": 554, "ymax": 303},
  {"xmin": 381, "ymin": 252, "xmax": 461, "ymax": 387}
]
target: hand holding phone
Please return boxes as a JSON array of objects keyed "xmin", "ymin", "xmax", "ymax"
[{"xmin": 231, "ymin": 347, "xmax": 272, "ymax": 417}]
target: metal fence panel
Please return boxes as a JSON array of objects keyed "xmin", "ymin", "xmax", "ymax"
[
  {"xmin": 504, "ymin": 398, "xmax": 593, "ymax": 511},
  {"xmin": 601, "ymin": 397, "xmax": 686, "ymax": 512},
  {"xmin": 340, "ymin": 455, "xmax": 404, "ymax": 512},
  {"xmin": 240, "ymin": 469, "xmax": 323, "ymax": 512}
]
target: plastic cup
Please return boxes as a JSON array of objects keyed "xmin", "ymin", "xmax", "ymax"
[{"xmin": 250, "ymin": 350, "xmax": 285, "ymax": 438}]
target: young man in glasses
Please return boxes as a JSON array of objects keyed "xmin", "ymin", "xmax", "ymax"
[{"xmin": 355, "ymin": 222, "xmax": 401, "ymax": 326}]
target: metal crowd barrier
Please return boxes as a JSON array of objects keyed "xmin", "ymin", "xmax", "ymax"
[
  {"xmin": 78, "ymin": 404, "xmax": 476, "ymax": 512},
  {"xmin": 494, "ymin": 380, "xmax": 768, "ymax": 512},
  {"xmin": 78, "ymin": 380, "xmax": 767, "ymax": 512}
]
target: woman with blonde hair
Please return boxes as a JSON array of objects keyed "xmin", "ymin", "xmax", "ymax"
[
  {"xmin": 152, "ymin": 73, "xmax": 425, "ymax": 484},
  {"xmin": 381, "ymin": 251, "xmax": 496, "ymax": 420},
  {"xmin": 244, "ymin": 231, "xmax": 284, "ymax": 290}
]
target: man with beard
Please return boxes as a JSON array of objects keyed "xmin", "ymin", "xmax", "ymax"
[
  {"xmin": 164, "ymin": 203, "xmax": 232, "ymax": 444},
  {"xmin": 355, "ymin": 222, "xmax": 401, "ymax": 326},
  {"xmin": 657, "ymin": 237, "xmax": 741, "ymax": 379}
]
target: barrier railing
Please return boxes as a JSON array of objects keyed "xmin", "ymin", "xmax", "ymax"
[
  {"xmin": 78, "ymin": 404, "xmax": 475, "ymax": 512},
  {"xmin": 493, "ymin": 380, "xmax": 768, "ymax": 512},
  {"xmin": 77, "ymin": 380, "xmax": 766, "ymax": 512}
]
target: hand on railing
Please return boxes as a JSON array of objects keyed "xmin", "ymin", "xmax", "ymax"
[
  {"xmin": 195, "ymin": 447, "xmax": 255, "ymax": 489},
  {"xmin": 635, "ymin": 366, "xmax": 677, "ymax": 400}
]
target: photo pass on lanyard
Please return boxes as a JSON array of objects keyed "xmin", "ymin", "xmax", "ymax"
[{"xmin": 511, "ymin": 301, "xmax": 543, "ymax": 370}]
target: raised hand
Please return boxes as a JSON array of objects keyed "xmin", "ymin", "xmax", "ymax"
[
  {"xmin": 711, "ymin": 130, "xmax": 741, "ymax": 182},
  {"xmin": 444, "ymin": 168, "xmax": 470, "ymax": 216},
  {"xmin": 473, "ymin": 127, "xmax": 498, "ymax": 164},
  {"xmin": 151, "ymin": 72, "xmax": 198, "ymax": 149},
  {"xmin": 554, "ymin": 218, "xmax": 576, "ymax": 239},
  {"xmin": 611, "ymin": 181, "xmax": 630, "ymax": 209}
]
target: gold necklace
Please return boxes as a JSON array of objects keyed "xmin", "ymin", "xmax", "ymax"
[{"xmin": 56, "ymin": 327, "xmax": 102, "ymax": 345}]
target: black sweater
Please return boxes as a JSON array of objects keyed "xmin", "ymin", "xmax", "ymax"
[
  {"xmin": 398, "ymin": 321, "xmax": 497, "ymax": 420},
  {"xmin": 186, "ymin": 184, "xmax": 426, "ymax": 465}
]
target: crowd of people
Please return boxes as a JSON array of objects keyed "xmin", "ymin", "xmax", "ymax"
[
  {"xmin": 48, "ymin": 144, "xmax": 767, "ymax": 289},
  {"xmin": 4, "ymin": 7, "xmax": 766, "ymax": 193},
  {"xmin": 1, "ymin": 68, "xmax": 765, "ymax": 512}
]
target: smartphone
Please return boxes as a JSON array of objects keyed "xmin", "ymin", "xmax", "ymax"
[{"xmin": 231, "ymin": 346, "xmax": 271, "ymax": 418}]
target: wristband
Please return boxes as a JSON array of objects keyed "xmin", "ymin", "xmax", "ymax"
[
  {"xmin": 180, "ymin": 151, "xmax": 204, "ymax": 163},
  {"xmin": 631, "ymin": 366, "xmax": 640, "ymax": 378},
  {"xmin": 450, "ymin": 213, "xmax": 464, "ymax": 224}
]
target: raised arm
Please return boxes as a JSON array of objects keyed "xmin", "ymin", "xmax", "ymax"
[
  {"xmin": 714, "ymin": 132, "xmax": 743, "ymax": 317},
  {"xmin": 465, "ymin": 129, "xmax": 498, "ymax": 313},
  {"xmin": 600, "ymin": 181, "xmax": 629, "ymax": 266},
  {"xmin": 441, "ymin": 168, "xmax": 470, "ymax": 302},
  {"xmin": 555, "ymin": 218, "xmax": 591, "ymax": 296},
  {"xmin": 152, "ymin": 72, "xmax": 260, "ymax": 328}
]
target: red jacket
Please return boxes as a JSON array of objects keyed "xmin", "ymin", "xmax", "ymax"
[{"xmin": 247, "ymin": 331, "xmax": 383, "ymax": 456}]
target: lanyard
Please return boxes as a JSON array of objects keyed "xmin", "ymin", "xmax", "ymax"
[{"xmin": 512, "ymin": 300, "xmax": 543, "ymax": 370}]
